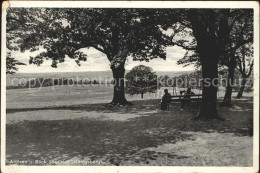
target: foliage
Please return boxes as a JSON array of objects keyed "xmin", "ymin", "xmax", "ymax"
[
  {"xmin": 176, "ymin": 71, "xmax": 202, "ymax": 89},
  {"xmin": 170, "ymin": 9, "xmax": 254, "ymax": 69},
  {"xmin": 6, "ymin": 8, "xmax": 174, "ymax": 104},
  {"xmin": 125, "ymin": 65, "xmax": 157, "ymax": 97},
  {"xmin": 163, "ymin": 9, "xmax": 254, "ymax": 118},
  {"xmin": 8, "ymin": 9, "xmax": 253, "ymax": 70},
  {"xmin": 158, "ymin": 70, "xmax": 202, "ymax": 89},
  {"xmin": 6, "ymin": 8, "xmax": 170, "ymax": 68},
  {"xmin": 218, "ymin": 68, "xmax": 253, "ymax": 92},
  {"xmin": 6, "ymin": 52, "xmax": 26, "ymax": 74},
  {"xmin": 235, "ymin": 43, "xmax": 254, "ymax": 79}
]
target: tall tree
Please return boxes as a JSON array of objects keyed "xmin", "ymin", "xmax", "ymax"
[
  {"xmin": 220, "ymin": 52, "xmax": 236, "ymax": 107},
  {"xmin": 163, "ymin": 9, "xmax": 253, "ymax": 118},
  {"xmin": 236, "ymin": 43, "xmax": 254, "ymax": 98},
  {"xmin": 7, "ymin": 8, "xmax": 169, "ymax": 106},
  {"xmin": 189, "ymin": 10, "xmax": 252, "ymax": 119},
  {"xmin": 220, "ymin": 11, "xmax": 253, "ymax": 106}
]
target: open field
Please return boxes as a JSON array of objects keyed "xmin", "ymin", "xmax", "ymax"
[
  {"xmin": 6, "ymin": 84, "xmax": 252, "ymax": 109},
  {"xmin": 6, "ymin": 71, "xmax": 194, "ymax": 87},
  {"xmin": 5, "ymin": 85, "xmax": 253, "ymax": 166}
]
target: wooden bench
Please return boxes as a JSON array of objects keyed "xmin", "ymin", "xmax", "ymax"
[
  {"xmin": 162, "ymin": 94, "xmax": 203, "ymax": 110},
  {"xmin": 171, "ymin": 94, "xmax": 202, "ymax": 101},
  {"xmin": 172, "ymin": 94, "xmax": 202, "ymax": 108}
]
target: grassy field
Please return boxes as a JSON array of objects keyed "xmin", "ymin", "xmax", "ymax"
[
  {"xmin": 6, "ymin": 71, "xmax": 194, "ymax": 87},
  {"xmin": 5, "ymin": 85, "xmax": 253, "ymax": 166}
]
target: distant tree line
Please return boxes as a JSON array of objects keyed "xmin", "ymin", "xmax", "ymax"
[
  {"xmin": 6, "ymin": 78, "xmax": 115, "ymax": 89},
  {"xmin": 158, "ymin": 69, "xmax": 253, "ymax": 95}
]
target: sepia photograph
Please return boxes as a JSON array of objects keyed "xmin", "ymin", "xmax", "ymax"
[{"xmin": 1, "ymin": 1, "xmax": 259, "ymax": 173}]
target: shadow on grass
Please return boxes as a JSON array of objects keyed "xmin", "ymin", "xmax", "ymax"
[
  {"xmin": 6, "ymin": 116, "xmax": 192, "ymax": 165},
  {"xmin": 6, "ymin": 97, "xmax": 253, "ymax": 114},
  {"xmin": 6, "ymin": 98, "xmax": 253, "ymax": 165}
]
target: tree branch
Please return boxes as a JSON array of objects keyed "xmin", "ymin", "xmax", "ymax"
[
  {"xmin": 225, "ymin": 38, "xmax": 253, "ymax": 53},
  {"xmin": 237, "ymin": 59, "xmax": 244, "ymax": 75},
  {"xmin": 173, "ymin": 42, "xmax": 196, "ymax": 51},
  {"xmin": 229, "ymin": 11, "xmax": 248, "ymax": 28},
  {"xmin": 246, "ymin": 60, "xmax": 254, "ymax": 78},
  {"xmin": 242, "ymin": 47, "xmax": 246, "ymax": 73},
  {"xmin": 92, "ymin": 45, "xmax": 106, "ymax": 55},
  {"xmin": 177, "ymin": 21, "xmax": 192, "ymax": 30}
]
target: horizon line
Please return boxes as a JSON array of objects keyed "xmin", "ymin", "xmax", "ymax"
[{"xmin": 14, "ymin": 70, "xmax": 195, "ymax": 74}]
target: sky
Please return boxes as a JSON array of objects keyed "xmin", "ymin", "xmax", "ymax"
[{"xmin": 12, "ymin": 45, "xmax": 195, "ymax": 73}]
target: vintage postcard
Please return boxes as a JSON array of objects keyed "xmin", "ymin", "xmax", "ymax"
[{"xmin": 1, "ymin": 1, "xmax": 259, "ymax": 173}]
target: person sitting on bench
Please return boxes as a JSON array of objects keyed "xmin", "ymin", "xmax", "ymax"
[
  {"xmin": 161, "ymin": 89, "xmax": 172, "ymax": 110},
  {"xmin": 181, "ymin": 87, "xmax": 195, "ymax": 110}
]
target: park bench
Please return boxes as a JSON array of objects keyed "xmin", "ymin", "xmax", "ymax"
[
  {"xmin": 171, "ymin": 94, "xmax": 203, "ymax": 108},
  {"xmin": 162, "ymin": 94, "xmax": 203, "ymax": 110}
]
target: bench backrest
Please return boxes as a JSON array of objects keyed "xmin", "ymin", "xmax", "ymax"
[{"xmin": 171, "ymin": 94, "xmax": 202, "ymax": 99}]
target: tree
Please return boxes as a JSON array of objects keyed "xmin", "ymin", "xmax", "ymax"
[
  {"xmin": 220, "ymin": 53, "xmax": 236, "ymax": 107},
  {"xmin": 7, "ymin": 8, "xmax": 169, "ymax": 106},
  {"xmin": 161, "ymin": 9, "xmax": 253, "ymax": 119},
  {"xmin": 236, "ymin": 43, "xmax": 254, "ymax": 98},
  {"xmin": 6, "ymin": 8, "xmax": 27, "ymax": 75},
  {"xmin": 125, "ymin": 65, "xmax": 157, "ymax": 99},
  {"xmin": 220, "ymin": 12, "xmax": 253, "ymax": 106},
  {"xmin": 6, "ymin": 52, "xmax": 26, "ymax": 74},
  {"xmin": 187, "ymin": 10, "xmax": 252, "ymax": 119}
]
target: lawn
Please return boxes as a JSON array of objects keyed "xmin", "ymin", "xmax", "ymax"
[{"xmin": 5, "ymin": 86, "xmax": 253, "ymax": 166}]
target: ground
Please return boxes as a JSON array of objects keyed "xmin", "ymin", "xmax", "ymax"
[{"xmin": 5, "ymin": 85, "xmax": 253, "ymax": 166}]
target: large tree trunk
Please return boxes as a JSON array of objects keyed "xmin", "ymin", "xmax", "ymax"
[
  {"xmin": 188, "ymin": 9, "xmax": 230, "ymax": 120},
  {"xmin": 237, "ymin": 77, "xmax": 247, "ymax": 98},
  {"xmin": 196, "ymin": 59, "xmax": 219, "ymax": 119},
  {"xmin": 194, "ymin": 42, "xmax": 220, "ymax": 120},
  {"xmin": 110, "ymin": 65, "xmax": 130, "ymax": 106},
  {"xmin": 141, "ymin": 93, "xmax": 144, "ymax": 99},
  {"xmin": 222, "ymin": 57, "xmax": 235, "ymax": 107}
]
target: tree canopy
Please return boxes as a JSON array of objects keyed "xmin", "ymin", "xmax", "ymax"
[
  {"xmin": 175, "ymin": 9, "xmax": 253, "ymax": 67},
  {"xmin": 161, "ymin": 9, "xmax": 254, "ymax": 119},
  {"xmin": 125, "ymin": 65, "xmax": 157, "ymax": 98},
  {"xmin": 7, "ymin": 8, "xmax": 170, "ymax": 68},
  {"xmin": 7, "ymin": 8, "xmax": 173, "ymax": 105}
]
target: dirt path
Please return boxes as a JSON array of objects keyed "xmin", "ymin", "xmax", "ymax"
[{"xmin": 137, "ymin": 132, "xmax": 253, "ymax": 166}]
